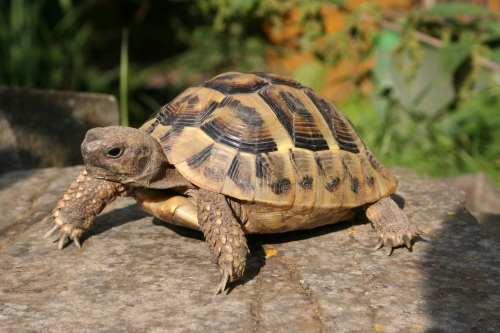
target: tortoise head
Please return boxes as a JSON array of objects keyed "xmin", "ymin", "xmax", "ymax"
[{"xmin": 81, "ymin": 126, "xmax": 169, "ymax": 187}]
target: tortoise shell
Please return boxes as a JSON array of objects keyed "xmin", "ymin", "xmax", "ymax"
[{"xmin": 139, "ymin": 72, "xmax": 397, "ymax": 224}]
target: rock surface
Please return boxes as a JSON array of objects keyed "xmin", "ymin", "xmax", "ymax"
[
  {"xmin": 0, "ymin": 87, "xmax": 119, "ymax": 175},
  {"xmin": 0, "ymin": 166, "xmax": 499, "ymax": 332},
  {"xmin": 440, "ymin": 173, "xmax": 500, "ymax": 242}
]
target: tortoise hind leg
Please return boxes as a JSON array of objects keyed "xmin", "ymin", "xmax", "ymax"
[
  {"xmin": 198, "ymin": 189, "xmax": 249, "ymax": 294},
  {"xmin": 364, "ymin": 196, "xmax": 420, "ymax": 255}
]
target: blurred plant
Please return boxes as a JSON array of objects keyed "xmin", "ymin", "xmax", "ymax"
[
  {"xmin": 120, "ymin": 28, "xmax": 129, "ymax": 126},
  {"xmin": 369, "ymin": 2, "xmax": 500, "ymax": 183},
  {"xmin": 0, "ymin": 0, "xmax": 117, "ymax": 91},
  {"xmin": 163, "ymin": 0, "xmax": 349, "ymax": 86}
]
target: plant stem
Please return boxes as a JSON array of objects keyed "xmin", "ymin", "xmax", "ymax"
[{"xmin": 120, "ymin": 27, "xmax": 129, "ymax": 126}]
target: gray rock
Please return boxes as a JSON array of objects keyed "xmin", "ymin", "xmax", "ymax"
[
  {"xmin": 440, "ymin": 173, "xmax": 500, "ymax": 241},
  {"xmin": 0, "ymin": 87, "xmax": 119, "ymax": 175},
  {"xmin": 0, "ymin": 167, "xmax": 499, "ymax": 332}
]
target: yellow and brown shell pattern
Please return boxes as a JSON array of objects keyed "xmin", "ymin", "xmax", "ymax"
[{"xmin": 140, "ymin": 72, "xmax": 398, "ymax": 231}]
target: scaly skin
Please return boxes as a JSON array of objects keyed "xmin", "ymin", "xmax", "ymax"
[
  {"xmin": 197, "ymin": 189, "xmax": 249, "ymax": 294},
  {"xmin": 364, "ymin": 196, "xmax": 421, "ymax": 255},
  {"xmin": 43, "ymin": 169, "xmax": 134, "ymax": 249}
]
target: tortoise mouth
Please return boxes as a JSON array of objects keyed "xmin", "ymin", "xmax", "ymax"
[
  {"xmin": 85, "ymin": 165, "xmax": 133, "ymax": 181},
  {"xmin": 85, "ymin": 165, "xmax": 113, "ymax": 180}
]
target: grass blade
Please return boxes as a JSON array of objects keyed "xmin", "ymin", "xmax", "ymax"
[{"xmin": 120, "ymin": 27, "xmax": 129, "ymax": 127}]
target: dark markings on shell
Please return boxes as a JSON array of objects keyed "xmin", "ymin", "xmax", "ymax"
[
  {"xmin": 201, "ymin": 111, "xmax": 277, "ymax": 153},
  {"xmin": 279, "ymin": 91, "xmax": 312, "ymax": 118},
  {"xmin": 252, "ymin": 72, "xmax": 303, "ymax": 88},
  {"xmin": 300, "ymin": 176, "xmax": 314, "ymax": 190},
  {"xmin": 346, "ymin": 117, "xmax": 367, "ymax": 150},
  {"xmin": 159, "ymin": 126, "xmax": 184, "ymax": 152},
  {"xmin": 289, "ymin": 149, "xmax": 314, "ymax": 190},
  {"xmin": 314, "ymin": 152, "xmax": 324, "ymax": 172},
  {"xmin": 341, "ymin": 155, "xmax": 359, "ymax": 194},
  {"xmin": 159, "ymin": 98, "xmax": 220, "ymax": 128},
  {"xmin": 186, "ymin": 144, "xmax": 213, "ymax": 169},
  {"xmin": 289, "ymin": 149, "xmax": 299, "ymax": 174},
  {"xmin": 146, "ymin": 102, "xmax": 177, "ymax": 133},
  {"xmin": 325, "ymin": 177, "xmax": 341, "ymax": 192},
  {"xmin": 365, "ymin": 150, "xmax": 381, "ymax": 172},
  {"xmin": 158, "ymin": 125, "xmax": 183, "ymax": 143},
  {"xmin": 366, "ymin": 176, "xmax": 375, "ymax": 188},
  {"xmin": 350, "ymin": 176, "xmax": 359, "ymax": 194},
  {"xmin": 215, "ymin": 73, "xmax": 242, "ymax": 81},
  {"xmin": 227, "ymin": 98, "xmax": 264, "ymax": 127},
  {"xmin": 255, "ymin": 154, "xmax": 271, "ymax": 179},
  {"xmin": 270, "ymin": 178, "xmax": 292, "ymax": 195},
  {"xmin": 227, "ymin": 154, "xmax": 240, "ymax": 182},
  {"xmin": 303, "ymin": 89, "xmax": 360, "ymax": 154},
  {"xmin": 258, "ymin": 87, "xmax": 329, "ymax": 151},
  {"xmin": 227, "ymin": 154, "xmax": 255, "ymax": 192},
  {"xmin": 203, "ymin": 167, "xmax": 225, "ymax": 181},
  {"xmin": 202, "ymin": 77, "xmax": 269, "ymax": 95},
  {"xmin": 146, "ymin": 119, "xmax": 159, "ymax": 134}
]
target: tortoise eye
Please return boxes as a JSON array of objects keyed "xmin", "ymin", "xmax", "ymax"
[{"xmin": 106, "ymin": 147, "xmax": 123, "ymax": 159}]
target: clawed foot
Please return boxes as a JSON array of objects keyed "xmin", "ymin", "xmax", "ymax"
[
  {"xmin": 214, "ymin": 251, "xmax": 246, "ymax": 295},
  {"xmin": 42, "ymin": 211, "xmax": 85, "ymax": 250},
  {"xmin": 373, "ymin": 229, "xmax": 424, "ymax": 255},
  {"xmin": 215, "ymin": 262, "xmax": 234, "ymax": 295}
]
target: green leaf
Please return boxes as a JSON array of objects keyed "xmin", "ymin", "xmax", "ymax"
[
  {"xmin": 439, "ymin": 40, "xmax": 473, "ymax": 74},
  {"xmin": 292, "ymin": 60, "xmax": 327, "ymax": 92},
  {"xmin": 422, "ymin": 3, "xmax": 492, "ymax": 17}
]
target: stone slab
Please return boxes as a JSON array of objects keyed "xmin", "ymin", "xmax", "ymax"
[
  {"xmin": 0, "ymin": 167, "xmax": 499, "ymax": 332},
  {"xmin": 0, "ymin": 87, "xmax": 119, "ymax": 175},
  {"xmin": 440, "ymin": 173, "xmax": 500, "ymax": 241}
]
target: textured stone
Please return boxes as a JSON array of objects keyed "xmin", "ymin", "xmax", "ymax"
[
  {"xmin": 440, "ymin": 173, "xmax": 500, "ymax": 241},
  {"xmin": 0, "ymin": 87, "xmax": 119, "ymax": 175},
  {"xmin": 0, "ymin": 166, "xmax": 499, "ymax": 332}
]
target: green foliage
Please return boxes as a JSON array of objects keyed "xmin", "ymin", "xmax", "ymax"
[
  {"xmin": 417, "ymin": 2, "xmax": 492, "ymax": 17},
  {"xmin": 0, "ymin": 0, "xmax": 116, "ymax": 91},
  {"xmin": 120, "ymin": 28, "xmax": 129, "ymax": 126},
  {"xmin": 321, "ymin": 3, "xmax": 380, "ymax": 66},
  {"xmin": 167, "ymin": 0, "xmax": 346, "ymax": 82},
  {"xmin": 370, "ymin": 2, "xmax": 500, "ymax": 184}
]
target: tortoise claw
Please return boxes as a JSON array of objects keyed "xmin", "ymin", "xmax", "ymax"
[
  {"xmin": 216, "ymin": 272, "xmax": 229, "ymax": 295},
  {"xmin": 215, "ymin": 262, "xmax": 233, "ymax": 295},
  {"xmin": 385, "ymin": 238, "xmax": 393, "ymax": 256},
  {"xmin": 73, "ymin": 234, "xmax": 82, "ymax": 249},
  {"xmin": 41, "ymin": 213, "xmax": 55, "ymax": 223},
  {"xmin": 373, "ymin": 238, "xmax": 384, "ymax": 251},
  {"xmin": 44, "ymin": 225, "xmax": 60, "ymax": 239},
  {"xmin": 58, "ymin": 233, "xmax": 69, "ymax": 250},
  {"xmin": 402, "ymin": 234, "xmax": 412, "ymax": 249}
]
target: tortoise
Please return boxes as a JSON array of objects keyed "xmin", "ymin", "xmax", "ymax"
[{"xmin": 43, "ymin": 72, "xmax": 420, "ymax": 294}]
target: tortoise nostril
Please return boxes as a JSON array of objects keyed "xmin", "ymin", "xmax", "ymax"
[{"xmin": 106, "ymin": 147, "xmax": 123, "ymax": 159}]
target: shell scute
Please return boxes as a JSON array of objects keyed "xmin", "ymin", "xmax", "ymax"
[
  {"xmin": 253, "ymin": 151, "xmax": 295, "ymax": 210},
  {"xmin": 176, "ymin": 142, "xmax": 236, "ymax": 193},
  {"xmin": 222, "ymin": 152, "xmax": 256, "ymax": 201},
  {"xmin": 198, "ymin": 95, "xmax": 288, "ymax": 154},
  {"xmin": 202, "ymin": 72, "xmax": 269, "ymax": 95},
  {"xmin": 303, "ymin": 88, "xmax": 365, "ymax": 154},
  {"xmin": 258, "ymin": 85, "xmax": 334, "ymax": 151}
]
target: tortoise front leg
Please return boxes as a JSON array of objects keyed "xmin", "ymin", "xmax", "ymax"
[
  {"xmin": 198, "ymin": 189, "xmax": 249, "ymax": 294},
  {"xmin": 43, "ymin": 169, "xmax": 133, "ymax": 249},
  {"xmin": 135, "ymin": 188, "xmax": 249, "ymax": 294}
]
